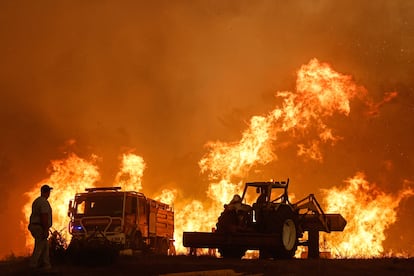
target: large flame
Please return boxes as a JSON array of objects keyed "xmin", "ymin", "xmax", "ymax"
[
  {"xmin": 195, "ymin": 58, "xmax": 366, "ymax": 231},
  {"xmin": 322, "ymin": 173, "xmax": 414, "ymax": 258},
  {"xmin": 114, "ymin": 152, "xmax": 146, "ymax": 191},
  {"xmin": 200, "ymin": 59, "xmax": 364, "ymax": 186},
  {"xmin": 22, "ymin": 58, "xmax": 408, "ymax": 258},
  {"xmin": 22, "ymin": 153, "xmax": 100, "ymax": 249},
  {"xmin": 192, "ymin": 58, "xmax": 407, "ymax": 258}
]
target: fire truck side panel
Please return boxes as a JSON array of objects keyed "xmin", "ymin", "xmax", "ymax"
[{"xmin": 147, "ymin": 199, "xmax": 174, "ymax": 239}]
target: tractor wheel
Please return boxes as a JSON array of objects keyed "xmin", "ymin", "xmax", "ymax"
[
  {"xmin": 262, "ymin": 205, "xmax": 298, "ymax": 259},
  {"xmin": 216, "ymin": 209, "xmax": 238, "ymax": 233},
  {"xmin": 218, "ymin": 247, "xmax": 246, "ymax": 259},
  {"xmin": 278, "ymin": 217, "xmax": 297, "ymax": 258}
]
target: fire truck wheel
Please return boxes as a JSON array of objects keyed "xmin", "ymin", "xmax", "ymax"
[
  {"xmin": 157, "ymin": 238, "xmax": 169, "ymax": 255},
  {"xmin": 218, "ymin": 247, "xmax": 246, "ymax": 259},
  {"xmin": 66, "ymin": 238, "xmax": 81, "ymax": 260},
  {"xmin": 131, "ymin": 231, "xmax": 144, "ymax": 250}
]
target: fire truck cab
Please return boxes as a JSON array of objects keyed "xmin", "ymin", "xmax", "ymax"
[{"xmin": 67, "ymin": 187, "xmax": 174, "ymax": 255}]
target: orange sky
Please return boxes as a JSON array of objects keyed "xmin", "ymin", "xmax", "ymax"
[{"xmin": 0, "ymin": 1, "xmax": 413, "ymax": 258}]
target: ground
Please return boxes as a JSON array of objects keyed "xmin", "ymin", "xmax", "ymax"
[{"xmin": 1, "ymin": 255, "xmax": 414, "ymax": 276}]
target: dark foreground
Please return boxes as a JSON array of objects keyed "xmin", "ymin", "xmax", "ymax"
[{"xmin": 1, "ymin": 254, "xmax": 414, "ymax": 276}]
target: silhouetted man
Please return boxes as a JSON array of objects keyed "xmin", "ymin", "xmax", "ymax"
[{"xmin": 28, "ymin": 184, "xmax": 53, "ymax": 270}]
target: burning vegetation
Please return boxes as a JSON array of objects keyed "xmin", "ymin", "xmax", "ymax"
[{"xmin": 21, "ymin": 58, "xmax": 413, "ymax": 259}]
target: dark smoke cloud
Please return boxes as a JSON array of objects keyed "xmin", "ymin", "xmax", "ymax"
[{"xmin": 0, "ymin": 0, "xmax": 413, "ymax": 257}]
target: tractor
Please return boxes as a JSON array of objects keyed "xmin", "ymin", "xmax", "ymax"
[{"xmin": 183, "ymin": 179, "xmax": 346, "ymax": 259}]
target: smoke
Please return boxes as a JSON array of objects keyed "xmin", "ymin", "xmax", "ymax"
[{"xmin": 0, "ymin": 0, "xmax": 413, "ymax": 258}]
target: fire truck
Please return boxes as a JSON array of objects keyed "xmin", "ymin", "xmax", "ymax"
[{"xmin": 67, "ymin": 187, "xmax": 174, "ymax": 256}]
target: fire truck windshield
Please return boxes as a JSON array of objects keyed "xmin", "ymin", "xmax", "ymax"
[{"xmin": 74, "ymin": 194, "xmax": 124, "ymax": 217}]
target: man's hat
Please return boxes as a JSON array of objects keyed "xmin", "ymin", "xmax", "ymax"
[{"xmin": 41, "ymin": 184, "xmax": 53, "ymax": 193}]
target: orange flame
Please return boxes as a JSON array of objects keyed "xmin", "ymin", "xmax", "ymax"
[
  {"xmin": 366, "ymin": 91, "xmax": 398, "ymax": 117},
  {"xmin": 154, "ymin": 188, "xmax": 177, "ymax": 206},
  {"xmin": 322, "ymin": 172, "xmax": 414, "ymax": 258},
  {"xmin": 22, "ymin": 59, "xmax": 404, "ymax": 258},
  {"xmin": 114, "ymin": 153, "xmax": 146, "ymax": 191},
  {"xmin": 22, "ymin": 153, "xmax": 100, "ymax": 249},
  {"xmin": 198, "ymin": 58, "xmax": 366, "ymax": 216},
  {"xmin": 192, "ymin": 58, "xmax": 405, "ymax": 258}
]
